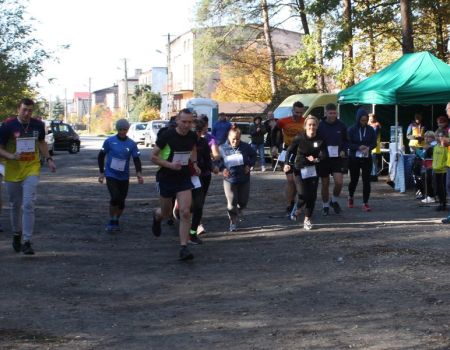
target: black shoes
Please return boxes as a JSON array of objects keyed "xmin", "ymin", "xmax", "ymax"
[
  {"xmin": 12, "ymin": 233, "xmax": 22, "ymax": 253},
  {"xmin": 188, "ymin": 234, "xmax": 203, "ymax": 245},
  {"xmin": 330, "ymin": 201, "xmax": 342, "ymax": 214},
  {"xmin": 179, "ymin": 246, "xmax": 194, "ymax": 261},
  {"xmin": 322, "ymin": 207, "xmax": 329, "ymax": 216},
  {"xmin": 22, "ymin": 241, "xmax": 35, "ymax": 255},
  {"xmin": 152, "ymin": 211, "xmax": 162, "ymax": 237}
]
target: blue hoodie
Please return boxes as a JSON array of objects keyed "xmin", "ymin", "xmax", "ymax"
[
  {"xmin": 317, "ymin": 118, "xmax": 348, "ymax": 158},
  {"xmin": 347, "ymin": 108, "xmax": 377, "ymax": 158}
]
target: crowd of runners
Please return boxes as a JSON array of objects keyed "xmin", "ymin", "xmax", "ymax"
[{"xmin": 2, "ymin": 98, "xmax": 450, "ymax": 261}]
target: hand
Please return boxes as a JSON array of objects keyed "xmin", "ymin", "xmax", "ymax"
[
  {"xmin": 47, "ymin": 159, "xmax": 56, "ymax": 172},
  {"xmin": 98, "ymin": 174, "xmax": 105, "ymax": 183},
  {"xmin": 283, "ymin": 164, "xmax": 291, "ymax": 173},
  {"xmin": 223, "ymin": 168, "xmax": 230, "ymax": 178},
  {"xmin": 170, "ymin": 161, "xmax": 182, "ymax": 170},
  {"xmin": 306, "ymin": 155, "xmax": 315, "ymax": 162},
  {"xmin": 137, "ymin": 175, "xmax": 144, "ymax": 184},
  {"xmin": 193, "ymin": 163, "xmax": 201, "ymax": 175},
  {"xmin": 339, "ymin": 150, "xmax": 346, "ymax": 158}
]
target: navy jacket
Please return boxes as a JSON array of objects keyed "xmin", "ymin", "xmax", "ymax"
[
  {"xmin": 317, "ymin": 119, "xmax": 348, "ymax": 158},
  {"xmin": 347, "ymin": 110, "xmax": 377, "ymax": 158},
  {"xmin": 218, "ymin": 141, "xmax": 256, "ymax": 184}
]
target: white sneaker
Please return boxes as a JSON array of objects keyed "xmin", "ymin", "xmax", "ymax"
[
  {"xmin": 261, "ymin": 166, "xmax": 266, "ymax": 172},
  {"xmin": 303, "ymin": 219, "xmax": 313, "ymax": 230},
  {"xmin": 229, "ymin": 223, "xmax": 237, "ymax": 232},
  {"xmin": 421, "ymin": 196, "xmax": 435, "ymax": 204},
  {"xmin": 197, "ymin": 224, "xmax": 206, "ymax": 235}
]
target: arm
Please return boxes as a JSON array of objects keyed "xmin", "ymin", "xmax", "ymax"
[
  {"xmin": 190, "ymin": 144, "xmax": 201, "ymax": 175},
  {"xmin": 406, "ymin": 124, "xmax": 414, "ymax": 140},
  {"xmin": 98, "ymin": 150, "xmax": 106, "ymax": 183},
  {"xmin": 0, "ymin": 144, "xmax": 17, "ymax": 161},
  {"xmin": 37, "ymin": 140, "xmax": 56, "ymax": 172},
  {"xmin": 133, "ymin": 157, "xmax": 144, "ymax": 184},
  {"xmin": 151, "ymin": 146, "xmax": 180, "ymax": 170}
]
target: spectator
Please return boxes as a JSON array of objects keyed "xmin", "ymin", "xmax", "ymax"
[
  {"xmin": 249, "ymin": 116, "xmax": 267, "ymax": 172},
  {"xmin": 212, "ymin": 112, "xmax": 232, "ymax": 145}
]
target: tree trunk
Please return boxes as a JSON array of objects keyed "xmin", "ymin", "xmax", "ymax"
[
  {"xmin": 316, "ymin": 20, "xmax": 325, "ymax": 92},
  {"xmin": 342, "ymin": 0, "xmax": 355, "ymax": 87},
  {"xmin": 434, "ymin": 2, "xmax": 447, "ymax": 60},
  {"xmin": 365, "ymin": 0, "xmax": 376, "ymax": 73},
  {"xmin": 260, "ymin": 0, "xmax": 278, "ymax": 99},
  {"xmin": 296, "ymin": 0, "xmax": 310, "ymax": 35},
  {"xmin": 400, "ymin": 0, "xmax": 414, "ymax": 54}
]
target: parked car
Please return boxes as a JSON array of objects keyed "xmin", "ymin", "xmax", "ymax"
[
  {"xmin": 46, "ymin": 120, "xmax": 80, "ymax": 154},
  {"xmin": 144, "ymin": 120, "xmax": 169, "ymax": 147},
  {"xmin": 128, "ymin": 122, "xmax": 149, "ymax": 144}
]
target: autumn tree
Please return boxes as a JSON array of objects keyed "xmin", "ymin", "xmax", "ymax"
[{"xmin": 130, "ymin": 85, "xmax": 162, "ymax": 122}]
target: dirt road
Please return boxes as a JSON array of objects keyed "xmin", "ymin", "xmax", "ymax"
[{"xmin": 1, "ymin": 141, "xmax": 449, "ymax": 349}]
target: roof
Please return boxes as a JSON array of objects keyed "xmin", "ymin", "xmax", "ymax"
[
  {"xmin": 74, "ymin": 92, "xmax": 90, "ymax": 99},
  {"xmin": 338, "ymin": 52, "xmax": 450, "ymax": 105}
]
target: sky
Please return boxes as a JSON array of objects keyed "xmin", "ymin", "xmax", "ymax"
[{"xmin": 27, "ymin": 0, "xmax": 197, "ymax": 100}]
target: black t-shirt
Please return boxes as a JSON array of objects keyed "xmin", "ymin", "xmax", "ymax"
[{"xmin": 155, "ymin": 128, "xmax": 197, "ymax": 181}]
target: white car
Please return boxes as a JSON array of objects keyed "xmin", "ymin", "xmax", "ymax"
[
  {"xmin": 127, "ymin": 122, "xmax": 149, "ymax": 144},
  {"xmin": 144, "ymin": 120, "xmax": 169, "ymax": 147}
]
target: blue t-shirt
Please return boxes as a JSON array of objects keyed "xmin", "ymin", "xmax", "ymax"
[{"xmin": 102, "ymin": 135, "xmax": 140, "ymax": 180}]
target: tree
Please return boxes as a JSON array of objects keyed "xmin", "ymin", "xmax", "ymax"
[
  {"xmin": 52, "ymin": 97, "xmax": 64, "ymax": 120},
  {"xmin": 400, "ymin": 0, "xmax": 414, "ymax": 53},
  {"xmin": 130, "ymin": 85, "xmax": 162, "ymax": 122},
  {"xmin": 0, "ymin": 0, "xmax": 50, "ymax": 118}
]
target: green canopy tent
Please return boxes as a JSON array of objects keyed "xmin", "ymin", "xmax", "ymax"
[{"xmin": 338, "ymin": 51, "xmax": 450, "ymax": 144}]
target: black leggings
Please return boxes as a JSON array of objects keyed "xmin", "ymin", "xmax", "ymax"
[
  {"xmin": 348, "ymin": 157, "xmax": 372, "ymax": 204},
  {"xmin": 106, "ymin": 177, "xmax": 129, "ymax": 210},
  {"xmin": 434, "ymin": 173, "xmax": 447, "ymax": 206},
  {"xmin": 191, "ymin": 175, "xmax": 212, "ymax": 231},
  {"xmin": 297, "ymin": 175, "xmax": 319, "ymax": 218}
]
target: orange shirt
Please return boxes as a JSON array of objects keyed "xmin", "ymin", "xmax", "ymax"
[{"xmin": 277, "ymin": 117, "xmax": 305, "ymax": 146}]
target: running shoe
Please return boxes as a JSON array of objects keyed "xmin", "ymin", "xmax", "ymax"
[
  {"xmin": 22, "ymin": 241, "xmax": 35, "ymax": 255},
  {"xmin": 197, "ymin": 224, "xmax": 206, "ymax": 235},
  {"xmin": 362, "ymin": 203, "xmax": 372, "ymax": 212},
  {"xmin": 105, "ymin": 220, "xmax": 120, "ymax": 233},
  {"xmin": 421, "ymin": 196, "xmax": 435, "ymax": 204},
  {"xmin": 229, "ymin": 223, "xmax": 237, "ymax": 232},
  {"xmin": 442, "ymin": 216, "xmax": 450, "ymax": 224},
  {"xmin": 188, "ymin": 235, "xmax": 203, "ymax": 245},
  {"xmin": 12, "ymin": 233, "xmax": 22, "ymax": 253},
  {"xmin": 152, "ymin": 211, "xmax": 162, "ymax": 237},
  {"xmin": 347, "ymin": 197, "xmax": 354, "ymax": 208},
  {"xmin": 261, "ymin": 166, "xmax": 266, "ymax": 172},
  {"xmin": 322, "ymin": 207, "xmax": 329, "ymax": 216},
  {"xmin": 303, "ymin": 219, "xmax": 313, "ymax": 230},
  {"xmin": 179, "ymin": 246, "xmax": 194, "ymax": 261},
  {"xmin": 330, "ymin": 201, "xmax": 342, "ymax": 214}
]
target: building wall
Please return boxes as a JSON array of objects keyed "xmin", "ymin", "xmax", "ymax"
[{"xmin": 170, "ymin": 31, "xmax": 194, "ymax": 93}]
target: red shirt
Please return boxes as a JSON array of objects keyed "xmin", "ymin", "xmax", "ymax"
[{"xmin": 277, "ymin": 117, "xmax": 304, "ymax": 146}]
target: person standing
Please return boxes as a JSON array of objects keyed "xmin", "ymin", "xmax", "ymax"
[
  {"xmin": 249, "ymin": 116, "xmax": 267, "ymax": 171},
  {"xmin": 218, "ymin": 128, "xmax": 256, "ymax": 232},
  {"xmin": 317, "ymin": 103, "xmax": 348, "ymax": 216},
  {"xmin": 347, "ymin": 108, "xmax": 377, "ymax": 211},
  {"xmin": 368, "ymin": 113, "xmax": 382, "ymax": 182},
  {"xmin": 98, "ymin": 119, "xmax": 144, "ymax": 232},
  {"xmin": 263, "ymin": 111, "xmax": 279, "ymax": 169},
  {"xmin": 407, "ymin": 112, "xmax": 426, "ymax": 152},
  {"xmin": 212, "ymin": 112, "xmax": 232, "ymax": 145},
  {"xmin": 285, "ymin": 116, "xmax": 324, "ymax": 230},
  {"xmin": 0, "ymin": 98, "xmax": 56, "ymax": 255},
  {"xmin": 276, "ymin": 101, "xmax": 305, "ymax": 215},
  {"xmin": 441, "ymin": 102, "xmax": 450, "ymax": 223},
  {"xmin": 151, "ymin": 109, "xmax": 201, "ymax": 261}
]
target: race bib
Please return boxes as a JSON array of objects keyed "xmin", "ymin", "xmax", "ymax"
[
  {"xmin": 16, "ymin": 137, "xmax": 36, "ymax": 161},
  {"xmin": 327, "ymin": 146, "xmax": 339, "ymax": 158},
  {"xmin": 356, "ymin": 150, "xmax": 369, "ymax": 158},
  {"xmin": 191, "ymin": 176, "xmax": 201, "ymax": 189},
  {"xmin": 172, "ymin": 151, "xmax": 191, "ymax": 165},
  {"xmin": 301, "ymin": 165, "xmax": 317, "ymax": 179},
  {"xmin": 110, "ymin": 157, "xmax": 126, "ymax": 171},
  {"xmin": 225, "ymin": 153, "xmax": 244, "ymax": 168}
]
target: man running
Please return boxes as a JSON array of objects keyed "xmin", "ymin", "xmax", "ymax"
[
  {"xmin": 276, "ymin": 101, "xmax": 305, "ymax": 215},
  {"xmin": 98, "ymin": 119, "xmax": 144, "ymax": 232},
  {"xmin": 317, "ymin": 103, "xmax": 348, "ymax": 215},
  {"xmin": 0, "ymin": 98, "xmax": 56, "ymax": 255},
  {"xmin": 151, "ymin": 108, "xmax": 200, "ymax": 260}
]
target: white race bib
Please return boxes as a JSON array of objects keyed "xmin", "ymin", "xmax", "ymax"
[
  {"xmin": 327, "ymin": 145, "xmax": 339, "ymax": 158},
  {"xmin": 16, "ymin": 137, "xmax": 35, "ymax": 153},
  {"xmin": 301, "ymin": 165, "xmax": 317, "ymax": 179},
  {"xmin": 356, "ymin": 150, "xmax": 369, "ymax": 158},
  {"xmin": 225, "ymin": 153, "xmax": 244, "ymax": 168},
  {"xmin": 110, "ymin": 157, "xmax": 126, "ymax": 171},
  {"xmin": 172, "ymin": 151, "xmax": 191, "ymax": 165},
  {"xmin": 191, "ymin": 176, "xmax": 201, "ymax": 189}
]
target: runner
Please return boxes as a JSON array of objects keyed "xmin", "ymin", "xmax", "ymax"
[
  {"xmin": 218, "ymin": 127, "xmax": 256, "ymax": 231},
  {"xmin": 276, "ymin": 101, "xmax": 305, "ymax": 215},
  {"xmin": 151, "ymin": 108, "xmax": 200, "ymax": 260},
  {"xmin": 98, "ymin": 119, "xmax": 144, "ymax": 232},
  {"xmin": 0, "ymin": 98, "xmax": 56, "ymax": 255},
  {"xmin": 285, "ymin": 116, "xmax": 324, "ymax": 230},
  {"xmin": 317, "ymin": 103, "xmax": 348, "ymax": 216}
]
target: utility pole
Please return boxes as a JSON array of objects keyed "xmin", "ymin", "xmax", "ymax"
[
  {"xmin": 166, "ymin": 33, "xmax": 171, "ymax": 118},
  {"xmin": 64, "ymin": 88, "xmax": 68, "ymax": 123},
  {"xmin": 88, "ymin": 77, "xmax": 92, "ymax": 134},
  {"xmin": 123, "ymin": 58, "xmax": 129, "ymax": 119}
]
